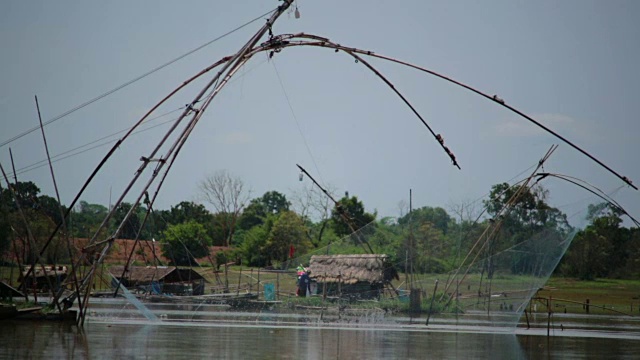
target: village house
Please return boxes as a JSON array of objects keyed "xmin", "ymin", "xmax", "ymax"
[
  {"xmin": 109, "ymin": 266, "xmax": 207, "ymax": 296},
  {"xmin": 308, "ymin": 254, "xmax": 399, "ymax": 300}
]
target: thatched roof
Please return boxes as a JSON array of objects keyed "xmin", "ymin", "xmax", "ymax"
[
  {"xmin": 308, "ymin": 254, "xmax": 398, "ymax": 284},
  {"xmin": 20, "ymin": 265, "xmax": 68, "ymax": 279},
  {"xmin": 109, "ymin": 266, "xmax": 173, "ymax": 283},
  {"xmin": 108, "ymin": 266, "xmax": 205, "ymax": 284}
]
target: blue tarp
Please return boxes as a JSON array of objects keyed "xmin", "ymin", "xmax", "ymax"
[
  {"xmin": 264, "ymin": 283, "xmax": 275, "ymax": 301},
  {"xmin": 151, "ymin": 281, "xmax": 161, "ymax": 295}
]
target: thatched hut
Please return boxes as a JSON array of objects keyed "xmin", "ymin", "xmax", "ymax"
[
  {"xmin": 109, "ymin": 266, "xmax": 207, "ymax": 296},
  {"xmin": 19, "ymin": 265, "xmax": 68, "ymax": 292},
  {"xmin": 308, "ymin": 254, "xmax": 398, "ymax": 300}
]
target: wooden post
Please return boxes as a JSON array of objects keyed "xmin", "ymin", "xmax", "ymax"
[
  {"xmin": 320, "ymin": 273, "xmax": 327, "ymax": 321},
  {"xmin": 236, "ymin": 267, "xmax": 242, "ymax": 296},
  {"xmin": 257, "ymin": 268, "xmax": 261, "ymax": 300},
  {"xmin": 409, "ymin": 288, "xmax": 421, "ymax": 319},
  {"xmin": 547, "ymin": 298, "xmax": 551, "ymax": 337},
  {"xmin": 276, "ymin": 272, "xmax": 280, "ymax": 301},
  {"xmin": 425, "ymin": 279, "xmax": 439, "ymax": 326},
  {"xmin": 323, "ymin": 273, "xmax": 327, "ymax": 301},
  {"xmin": 585, "ymin": 299, "xmax": 590, "ymax": 314},
  {"xmin": 224, "ymin": 264, "xmax": 229, "ymax": 293},
  {"xmin": 249, "ymin": 269, "xmax": 253, "ymax": 294}
]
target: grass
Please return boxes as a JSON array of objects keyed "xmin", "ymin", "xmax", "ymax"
[
  {"xmin": 3, "ymin": 265, "xmax": 640, "ymax": 316},
  {"xmin": 536, "ymin": 278, "xmax": 640, "ymax": 315}
]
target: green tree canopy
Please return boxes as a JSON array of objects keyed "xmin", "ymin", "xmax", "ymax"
[
  {"xmin": 155, "ymin": 201, "xmax": 216, "ymax": 243},
  {"xmin": 481, "ymin": 183, "xmax": 571, "ymax": 278},
  {"xmin": 264, "ymin": 211, "xmax": 310, "ymax": 265},
  {"xmin": 484, "ymin": 183, "xmax": 570, "ymax": 233},
  {"xmin": 110, "ymin": 202, "xmax": 150, "ymax": 240},
  {"xmin": 69, "ymin": 201, "xmax": 109, "ymax": 238},
  {"xmin": 0, "ymin": 181, "xmax": 41, "ymax": 211},
  {"xmin": 331, "ymin": 195, "xmax": 376, "ymax": 238},
  {"xmin": 237, "ymin": 191, "xmax": 291, "ymax": 231},
  {"xmin": 161, "ymin": 221, "xmax": 211, "ymax": 266},
  {"xmin": 398, "ymin": 206, "xmax": 452, "ymax": 235},
  {"xmin": 560, "ymin": 203, "xmax": 629, "ymax": 280}
]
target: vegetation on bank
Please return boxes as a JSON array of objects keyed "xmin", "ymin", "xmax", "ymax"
[
  {"xmin": 2, "ymin": 263, "xmax": 639, "ymax": 316},
  {"xmin": 3, "ymin": 176, "xmax": 638, "ymax": 278},
  {"xmin": 1, "ymin": 172, "xmax": 639, "ymax": 318}
]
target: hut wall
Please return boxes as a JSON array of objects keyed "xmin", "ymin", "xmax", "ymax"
[
  {"xmin": 321, "ymin": 281, "xmax": 384, "ymax": 300},
  {"xmin": 21, "ymin": 274, "xmax": 67, "ymax": 292},
  {"xmin": 164, "ymin": 269, "xmax": 202, "ymax": 283},
  {"xmin": 162, "ymin": 283, "xmax": 193, "ymax": 296}
]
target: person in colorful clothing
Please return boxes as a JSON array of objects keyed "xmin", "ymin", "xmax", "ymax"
[
  {"xmin": 298, "ymin": 270, "xmax": 311, "ymax": 297},
  {"xmin": 296, "ymin": 265, "xmax": 306, "ymax": 296}
]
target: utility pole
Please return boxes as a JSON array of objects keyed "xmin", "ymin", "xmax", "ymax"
[{"xmin": 409, "ymin": 188, "xmax": 413, "ymax": 288}]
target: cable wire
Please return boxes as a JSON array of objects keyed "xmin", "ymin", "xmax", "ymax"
[
  {"xmin": 271, "ymin": 59, "xmax": 327, "ymax": 187},
  {"xmin": 0, "ymin": 8, "xmax": 277, "ymax": 149}
]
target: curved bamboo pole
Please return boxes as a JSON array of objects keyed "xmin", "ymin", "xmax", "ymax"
[
  {"xmin": 70, "ymin": 1, "xmax": 295, "ymax": 325},
  {"xmin": 38, "ymin": 21, "xmax": 634, "ymax": 322},
  {"xmin": 252, "ymin": 33, "xmax": 636, "ymax": 190},
  {"xmin": 535, "ymin": 173, "xmax": 639, "ymax": 227}
]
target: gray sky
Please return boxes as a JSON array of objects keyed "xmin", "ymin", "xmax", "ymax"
[{"xmin": 1, "ymin": 0, "xmax": 638, "ymax": 227}]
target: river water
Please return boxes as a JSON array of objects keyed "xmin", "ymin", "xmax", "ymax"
[{"xmin": 2, "ymin": 301, "xmax": 640, "ymax": 359}]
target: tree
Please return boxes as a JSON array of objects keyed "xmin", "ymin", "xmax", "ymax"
[
  {"xmin": 264, "ymin": 211, "xmax": 310, "ymax": 265},
  {"xmin": 0, "ymin": 185, "xmax": 12, "ymax": 260},
  {"xmin": 561, "ymin": 227, "xmax": 612, "ymax": 280},
  {"xmin": 482, "ymin": 182, "xmax": 570, "ymax": 278},
  {"xmin": 160, "ymin": 221, "xmax": 211, "ymax": 266},
  {"xmin": 154, "ymin": 201, "xmax": 216, "ymax": 242},
  {"xmin": 110, "ymin": 202, "xmax": 149, "ymax": 240},
  {"xmin": 331, "ymin": 195, "xmax": 376, "ymax": 238},
  {"xmin": 165, "ymin": 201, "xmax": 213, "ymax": 225},
  {"xmin": 69, "ymin": 201, "xmax": 109, "ymax": 238},
  {"xmin": 560, "ymin": 203, "xmax": 628, "ymax": 279},
  {"xmin": 0, "ymin": 181, "xmax": 68, "ymax": 264},
  {"xmin": 237, "ymin": 201, "xmax": 267, "ymax": 231},
  {"xmin": 260, "ymin": 191, "xmax": 290, "ymax": 214},
  {"xmin": 211, "ymin": 212, "xmax": 234, "ymax": 246},
  {"xmin": 621, "ymin": 228, "xmax": 640, "ymax": 278},
  {"xmin": 237, "ymin": 191, "xmax": 291, "ymax": 232},
  {"xmin": 413, "ymin": 222, "xmax": 448, "ymax": 273},
  {"xmin": 485, "ymin": 183, "xmax": 569, "ymax": 233},
  {"xmin": 0, "ymin": 181, "xmax": 41, "ymax": 211},
  {"xmin": 290, "ymin": 184, "xmax": 335, "ymax": 248},
  {"xmin": 198, "ymin": 170, "xmax": 250, "ymax": 247},
  {"xmin": 235, "ymin": 222, "xmax": 271, "ymax": 267},
  {"xmin": 398, "ymin": 206, "xmax": 452, "ymax": 235}
]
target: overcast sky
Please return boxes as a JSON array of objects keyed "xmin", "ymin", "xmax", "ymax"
[{"xmin": 1, "ymin": 0, "xmax": 638, "ymax": 227}]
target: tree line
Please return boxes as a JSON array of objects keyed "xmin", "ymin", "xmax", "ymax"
[{"xmin": 1, "ymin": 171, "xmax": 638, "ymax": 280}]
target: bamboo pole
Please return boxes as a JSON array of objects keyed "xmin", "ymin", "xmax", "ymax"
[
  {"xmin": 51, "ymin": 3, "xmax": 296, "ymax": 319},
  {"xmin": 0, "ymin": 162, "xmax": 58, "ymax": 306},
  {"xmin": 255, "ymin": 32, "xmax": 635, "ymax": 190},
  {"xmin": 35, "ymin": 95, "xmax": 81, "ymax": 316}
]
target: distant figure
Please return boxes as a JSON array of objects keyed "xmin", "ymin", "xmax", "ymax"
[
  {"xmin": 298, "ymin": 270, "xmax": 311, "ymax": 297},
  {"xmin": 296, "ymin": 265, "xmax": 306, "ymax": 296}
]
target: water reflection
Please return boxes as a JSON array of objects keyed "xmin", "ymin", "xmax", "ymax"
[
  {"xmin": 1, "ymin": 321, "xmax": 529, "ymax": 359},
  {"xmin": 2, "ymin": 308, "xmax": 640, "ymax": 359}
]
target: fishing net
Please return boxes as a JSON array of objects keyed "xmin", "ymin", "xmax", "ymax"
[{"xmin": 278, "ymin": 178, "xmax": 595, "ymax": 330}]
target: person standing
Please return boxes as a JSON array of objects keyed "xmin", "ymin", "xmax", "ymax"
[{"xmin": 298, "ymin": 270, "xmax": 311, "ymax": 297}]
